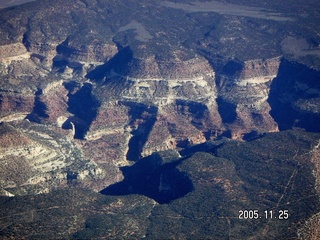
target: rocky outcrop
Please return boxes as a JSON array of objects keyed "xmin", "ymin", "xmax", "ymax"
[
  {"xmin": 0, "ymin": 42, "xmax": 29, "ymax": 61},
  {"xmin": 1, "ymin": 33, "xmax": 320, "ymax": 197},
  {"xmin": 217, "ymin": 57, "xmax": 281, "ymax": 139},
  {"xmin": 1, "ymin": 130, "xmax": 319, "ymax": 239},
  {"xmin": 0, "ymin": 0, "xmax": 320, "ymax": 198},
  {"xmin": 0, "ymin": 92, "xmax": 34, "ymax": 121},
  {"xmin": 84, "ymin": 52, "xmax": 222, "ymax": 159},
  {"xmin": 0, "ymin": 121, "xmax": 108, "ymax": 195},
  {"xmin": 0, "ymin": 1, "xmax": 320, "ymax": 238},
  {"xmin": 1, "ymin": 33, "xmax": 320, "ymax": 196}
]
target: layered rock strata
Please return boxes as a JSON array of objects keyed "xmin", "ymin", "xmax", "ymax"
[
  {"xmin": 1, "ymin": 35, "xmax": 320, "ymax": 196},
  {"xmin": 0, "ymin": 0, "xmax": 319, "ymax": 197},
  {"xmin": 0, "ymin": 122, "xmax": 110, "ymax": 196},
  {"xmin": 217, "ymin": 57, "xmax": 281, "ymax": 139}
]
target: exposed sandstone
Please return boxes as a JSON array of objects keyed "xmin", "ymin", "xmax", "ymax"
[
  {"xmin": 0, "ymin": 93, "xmax": 34, "ymax": 119},
  {"xmin": 58, "ymin": 41, "xmax": 118, "ymax": 64},
  {"xmin": 36, "ymin": 81, "xmax": 70, "ymax": 124},
  {"xmin": 0, "ymin": 42, "xmax": 28, "ymax": 60},
  {"xmin": 0, "ymin": 121, "xmax": 108, "ymax": 196},
  {"xmin": 217, "ymin": 57, "xmax": 281, "ymax": 139},
  {"xmin": 124, "ymin": 55, "xmax": 215, "ymax": 80},
  {"xmin": 0, "ymin": 1, "xmax": 319, "ymax": 238},
  {"xmin": 238, "ymin": 57, "xmax": 281, "ymax": 79},
  {"xmin": 0, "ymin": 0, "xmax": 319, "ymax": 199},
  {"xmin": 1, "ymin": 40, "xmax": 318, "ymax": 195}
]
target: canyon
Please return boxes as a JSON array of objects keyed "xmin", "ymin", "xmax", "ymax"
[{"xmin": 0, "ymin": 0, "xmax": 320, "ymax": 239}]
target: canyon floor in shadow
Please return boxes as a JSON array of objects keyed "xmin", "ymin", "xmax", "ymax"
[{"xmin": 100, "ymin": 151, "xmax": 193, "ymax": 204}]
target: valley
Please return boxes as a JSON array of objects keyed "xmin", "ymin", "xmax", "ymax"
[{"xmin": 0, "ymin": 0, "xmax": 320, "ymax": 239}]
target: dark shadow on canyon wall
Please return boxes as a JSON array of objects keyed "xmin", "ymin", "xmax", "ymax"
[
  {"xmin": 52, "ymin": 38, "xmax": 82, "ymax": 73},
  {"xmin": 216, "ymin": 97, "xmax": 237, "ymax": 124},
  {"xmin": 175, "ymin": 99, "xmax": 211, "ymax": 131},
  {"xmin": 268, "ymin": 59, "xmax": 320, "ymax": 132},
  {"xmin": 63, "ymin": 82, "xmax": 100, "ymax": 139},
  {"xmin": 26, "ymin": 88, "xmax": 49, "ymax": 123},
  {"xmin": 86, "ymin": 46, "xmax": 133, "ymax": 82},
  {"xmin": 221, "ymin": 58, "xmax": 244, "ymax": 76},
  {"xmin": 122, "ymin": 101, "xmax": 158, "ymax": 161},
  {"xmin": 100, "ymin": 153, "xmax": 193, "ymax": 204}
]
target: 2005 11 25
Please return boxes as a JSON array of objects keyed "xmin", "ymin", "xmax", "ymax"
[{"xmin": 238, "ymin": 210, "xmax": 289, "ymax": 220}]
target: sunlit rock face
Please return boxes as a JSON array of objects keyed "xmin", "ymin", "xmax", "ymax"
[
  {"xmin": 88, "ymin": 52, "xmax": 222, "ymax": 159},
  {"xmin": 217, "ymin": 57, "xmax": 281, "ymax": 139},
  {"xmin": 1, "ymin": 1, "xmax": 320, "ymax": 239},
  {"xmin": 0, "ymin": 122, "xmax": 109, "ymax": 196},
  {"xmin": 0, "ymin": 0, "xmax": 320, "ymax": 197}
]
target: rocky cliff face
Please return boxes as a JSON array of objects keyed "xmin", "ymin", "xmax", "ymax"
[
  {"xmin": 268, "ymin": 59, "xmax": 320, "ymax": 132},
  {"xmin": 1, "ymin": 1, "xmax": 320, "ymax": 239},
  {"xmin": 1, "ymin": 130, "xmax": 319, "ymax": 239},
  {"xmin": 217, "ymin": 57, "xmax": 281, "ymax": 139},
  {"xmin": 0, "ymin": 0, "xmax": 320, "ymax": 198},
  {"xmin": 0, "ymin": 121, "xmax": 111, "ymax": 196}
]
